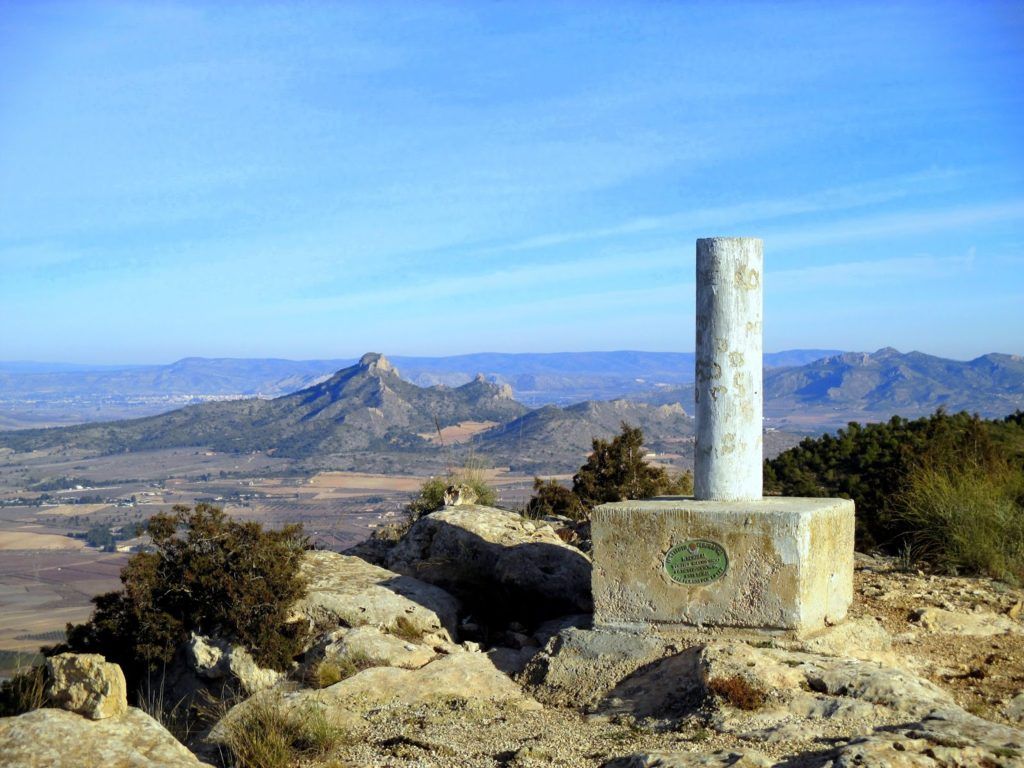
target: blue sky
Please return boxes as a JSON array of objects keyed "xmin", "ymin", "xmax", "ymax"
[{"xmin": 1, "ymin": 1, "xmax": 1022, "ymax": 364}]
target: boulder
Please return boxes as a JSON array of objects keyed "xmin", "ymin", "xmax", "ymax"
[
  {"xmin": 317, "ymin": 625, "xmax": 436, "ymax": 670},
  {"xmin": 521, "ymin": 627, "xmax": 677, "ymax": 709},
  {"xmin": 186, "ymin": 633, "xmax": 282, "ymax": 695},
  {"xmin": 45, "ymin": 653, "xmax": 127, "ymax": 720},
  {"xmin": 822, "ymin": 708, "xmax": 1024, "ymax": 768},
  {"xmin": 0, "ymin": 707, "xmax": 212, "ymax": 767},
  {"xmin": 386, "ymin": 505, "xmax": 592, "ymax": 620},
  {"xmin": 210, "ymin": 652, "xmax": 540, "ymax": 746},
  {"xmin": 318, "ymin": 651, "xmax": 540, "ymax": 708},
  {"xmin": 1007, "ymin": 692, "xmax": 1024, "ymax": 724},
  {"xmin": 291, "ymin": 549, "xmax": 460, "ymax": 642}
]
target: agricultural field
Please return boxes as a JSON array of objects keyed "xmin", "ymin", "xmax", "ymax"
[{"xmin": 0, "ymin": 445, "xmax": 539, "ymax": 676}]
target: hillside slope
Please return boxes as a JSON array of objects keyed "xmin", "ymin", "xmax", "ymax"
[{"xmin": 0, "ymin": 354, "xmax": 527, "ymax": 460}]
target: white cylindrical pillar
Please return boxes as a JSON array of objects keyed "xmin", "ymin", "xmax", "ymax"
[{"xmin": 694, "ymin": 237, "xmax": 763, "ymax": 501}]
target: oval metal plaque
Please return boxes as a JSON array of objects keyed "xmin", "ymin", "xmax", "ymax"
[{"xmin": 664, "ymin": 540, "xmax": 728, "ymax": 585}]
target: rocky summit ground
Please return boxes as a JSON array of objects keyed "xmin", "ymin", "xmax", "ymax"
[
  {"xmin": 3, "ymin": 505, "xmax": 1023, "ymax": 768},
  {"xmin": 306, "ymin": 557, "xmax": 1024, "ymax": 768}
]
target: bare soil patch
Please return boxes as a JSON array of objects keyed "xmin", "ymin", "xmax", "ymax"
[{"xmin": 0, "ymin": 531, "xmax": 84, "ymax": 551}]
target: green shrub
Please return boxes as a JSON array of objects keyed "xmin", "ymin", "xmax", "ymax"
[
  {"xmin": 61, "ymin": 504, "xmax": 309, "ymax": 693},
  {"xmin": 406, "ymin": 463, "xmax": 498, "ymax": 518},
  {"xmin": 526, "ymin": 477, "xmax": 587, "ymax": 521},
  {"xmin": 893, "ymin": 463, "xmax": 1024, "ymax": 584},
  {"xmin": 527, "ymin": 423, "xmax": 692, "ymax": 521},
  {"xmin": 765, "ymin": 409, "xmax": 1024, "ymax": 550}
]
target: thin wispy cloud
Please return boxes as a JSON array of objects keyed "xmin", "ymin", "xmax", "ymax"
[{"xmin": 0, "ymin": 2, "xmax": 1021, "ymax": 362}]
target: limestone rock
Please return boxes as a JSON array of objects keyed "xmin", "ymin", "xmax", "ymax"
[
  {"xmin": 911, "ymin": 606, "xmax": 1022, "ymax": 636},
  {"xmin": 318, "ymin": 625, "xmax": 436, "ymax": 669},
  {"xmin": 187, "ymin": 634, "xmax": 229, "ymax": 677},
  {"xmin": 0, "ymin": 707, "xmax": 212, "ymax": 767},
  {"xmin": 186, "ymin": 633, "xmax": 282, "ymax": 695},
  {"xmin": 443, "ymin": 483, "xmax": 478, "ymax": 506},
  {"xmin": 386, "ymin": 505, "xmax": 592, "ymax": 618},
  {"xmin": 224, "ymin": 646, "xmax": 283, "ymax": 695},
  {"xmin": 1007, "ymin": 692, "xmax": 1024, "ymax": 724},
  {"xmin": 211, "ymin": 652, "xmax": 540, "ymax": 745},
  {"xmin": 698, "ymin": 641, "xmax": 805, "ymax": 694},
  {"xmin": 789, "ymin": 617, "xmax": 897, "ymax": 666},
  {"xmin": 45, "ymin": 653, "xmax": 127, "ymax": 720},
  {"xmin": 321, "ymin": 651, "xmax": 539, "ymax": 708},
  {"xmin": 604, "ymin": 750, "xmax": 773, "ymax": 767},
  {"xmin": 291, "ymin": 549, "xmax": 460, "ymax": 642},
  {"xmin": 521, "ymin": 627, "xmax": 676, "ymax": 709},
  {"xmin": 823, "ymin": 709, "xmax": 1024, "ymax": 768}
]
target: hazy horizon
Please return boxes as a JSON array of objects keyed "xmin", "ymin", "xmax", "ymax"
[
  {"xmin": 3, "ymin": 345, "xmax": 1022, "ymax": 370},
  {"xmin": 2, "ymin": 2, "xmax": 1022, "ymax": 363}
]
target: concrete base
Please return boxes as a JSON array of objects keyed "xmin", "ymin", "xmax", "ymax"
[{"xmin": 591, "ymin": 496, "xmax": 855, "ymax": 635}]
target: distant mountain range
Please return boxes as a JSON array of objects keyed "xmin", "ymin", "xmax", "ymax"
[
  {"xmin": 0, "ymin": 349, "xmax": 838, "ymax": 429},
  {"xmin": 641, "ymin": 347, "xmax": 1024, "ymax": 429},
  {"xmin": 1, "ymin": 348, "xmax": 1021, "ymax": 473},
  {"xmin": 0, "ymin": 354, "xmax": 704, "ymax": 473}
]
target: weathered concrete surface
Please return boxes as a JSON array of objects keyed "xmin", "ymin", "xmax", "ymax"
[
  {"xmin": 694, "ymin": 237, "xmax": 763, "ymax": 502},
  {"xmin": 591, "ymin": 497, "xmax": 854, "ymax": 633}
]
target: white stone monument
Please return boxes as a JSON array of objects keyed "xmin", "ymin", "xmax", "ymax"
[{"xmin": 591, "ymin": 237, "xmax": 854, "ymax": 635}]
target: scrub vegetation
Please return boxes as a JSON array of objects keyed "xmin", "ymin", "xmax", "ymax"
[{"xmin": 766, "ymin": 409, "xmax": 1024, "ymax": 582}]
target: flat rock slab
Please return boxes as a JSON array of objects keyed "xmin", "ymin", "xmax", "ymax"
[
  {"xmin": 322, "ymin": 625, "xmax": 437, "ymax": 669},
  {"xmin": 291, "ymin": 550, "xmax": 460, "ymax": 642},
  {"xmin": 211, "ymin": 651, "xmax": 540, "ymax": 746},
  {"xmin": 0, "ymin": 708, "xmax": 213, "ymax": 768},
  {"xmin": 912, "ymin": 607, "xmax": 1022, "ymax": 636}
]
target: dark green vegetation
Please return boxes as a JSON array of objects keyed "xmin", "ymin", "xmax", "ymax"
[
  {"xmin": 766, "ymin": 410, "xmax": 1024, "ymax": 582},
  {"xmin": 59, "ymin": 504, "xmax": 309, "ymax": 693},
  {"xmin": 528, "ymin": 423, "xmax": 694, "ymax": 521}
]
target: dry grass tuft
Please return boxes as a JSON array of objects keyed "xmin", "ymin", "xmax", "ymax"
[
  {"xmin": 223, "ymin": 695, "xmax": 353, "ymax": 768},
  {"xmin": 707, "ymin": 675, "xmax": 767, "ymax": 711}
]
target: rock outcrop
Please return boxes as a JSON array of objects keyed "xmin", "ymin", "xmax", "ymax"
[
  {"xmin": 187, "ymin": 634, "xmax": 283, "ymax": 696},
  {"xmin": 291, "ymin": 549, "xmax": 461, "ymax": 642},
  {"xmin": 310, "ymin": 624, "xmax": 437, "ymax": 670},
  {"xmin": 45, "ymin": 653, "xmax": 127, "ymax": 720},
  {"xmin": 0, "ymin": 708, "xmax": 212, "ymax": 768},
  {"xmin": 386, "ymin": 504, "xmax": 592, "ymax": 621},
  {"xmin": 209, "ymin": 650, "xmax": 540, "ymax": 748}
]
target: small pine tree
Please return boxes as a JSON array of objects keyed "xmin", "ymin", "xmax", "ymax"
[
  {"xmin": 573, "ymin": 422, "xmax": 671, "ymax": 508},
  {"xmin": 527, "ymin": 422, "xmax": 692, "ymax": 522},
  {"xmin": 526, "ymin": 477, "xmax": 588, "ymax": 521}
]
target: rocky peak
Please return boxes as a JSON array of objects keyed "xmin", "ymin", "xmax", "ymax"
[{"xmin": 358, "ymin": 352, "xmax": 398, "ymax": 377}]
